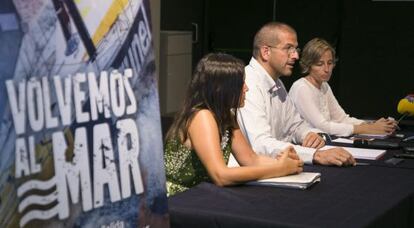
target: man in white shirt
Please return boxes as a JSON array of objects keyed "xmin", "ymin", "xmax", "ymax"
[{"xmin": 238, "ymin": 21, "xmax": 355, "ymax": 166}]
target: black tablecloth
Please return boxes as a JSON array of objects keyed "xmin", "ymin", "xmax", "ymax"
[{"xmin": 169, "ymin": 164, "xmax": 414, "ymax": 228}]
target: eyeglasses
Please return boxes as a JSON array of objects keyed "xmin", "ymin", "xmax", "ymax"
[{"xmin": 266, "ymin": 45, "xmax": 301, "ymax": 55}]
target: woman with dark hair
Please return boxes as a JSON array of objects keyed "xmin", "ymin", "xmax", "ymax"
[
  {"xmin": 165, "ymin": 53, "xmax": 303, "ymax": 196},
  {"xmin": 289, "ymin": 38, "xmax": 397, "ymax": 137}
]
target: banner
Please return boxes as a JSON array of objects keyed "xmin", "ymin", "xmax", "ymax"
[{"xmin": 0, "ymin": 0, "xmax": 169, "ymax": 227}]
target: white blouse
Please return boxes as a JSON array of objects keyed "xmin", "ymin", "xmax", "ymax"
[{"xmin": 289, "ymin": 78, "xmax": 364, "ymax": 137}]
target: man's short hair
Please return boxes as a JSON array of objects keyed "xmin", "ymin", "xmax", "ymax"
[{"xmin": 252, "ymin": 22, "xmax": 297, "ymax": 58}]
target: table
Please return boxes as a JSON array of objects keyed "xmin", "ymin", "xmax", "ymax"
[{"xmin": 169, "ymin": 160, "xmax": 414, "ymax": 228}]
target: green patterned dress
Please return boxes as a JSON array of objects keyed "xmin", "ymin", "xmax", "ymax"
[{"xmin": 164, "ymin": 130, "xmax": 232, "ymax": 196}]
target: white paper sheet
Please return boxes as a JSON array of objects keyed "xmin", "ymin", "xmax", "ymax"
[
  {"xmin": 322, "ymin": 145, "xmax": 386, "ymax": 160},
  {"xmin": 332, "ymin": 138, "xmax": 354, "ymax": 144}
]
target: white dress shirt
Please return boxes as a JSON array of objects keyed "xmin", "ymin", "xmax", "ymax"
[
  {"xmin": 238, "ymin": 58, "xmax": 320, "ymax": 164},
  {"xmin": 289, "ymin": 77, "xmax": 364, "ymax": 137}
]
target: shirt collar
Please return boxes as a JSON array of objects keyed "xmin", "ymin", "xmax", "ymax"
[
  {"xmin": 302, "ymin": 77, "xmax": 329, "ymax": 94},
  {"xmin": 248, "ymin": 57, "xmax": 281, "ymax": 95}
]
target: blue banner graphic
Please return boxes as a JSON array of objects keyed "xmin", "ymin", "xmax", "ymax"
[{"xmin": 0, "ymin": 0, "xmax": 168, "ymax": 227}]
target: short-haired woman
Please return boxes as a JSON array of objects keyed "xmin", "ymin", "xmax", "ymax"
[{"xmin": 289, "ymin": 38, "xmax": 396, "ymax": 137}]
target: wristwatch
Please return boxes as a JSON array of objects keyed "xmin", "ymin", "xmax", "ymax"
[{"xmin": 317, "ymin": 133, "xmax": 331, "ymax": 144}]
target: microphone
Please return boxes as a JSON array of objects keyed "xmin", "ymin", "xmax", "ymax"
[{"xmin": 397, "ymin": 94, "xmax": 414, "ymax": 116}]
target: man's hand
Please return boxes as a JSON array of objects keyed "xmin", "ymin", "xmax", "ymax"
[
  {"xmin": 302, "ymin": 132, "xmax": 325, "ymax": 149},
  {"xmin": 313, "ymin": 147, "xmax": 356, "ymax": 166}
]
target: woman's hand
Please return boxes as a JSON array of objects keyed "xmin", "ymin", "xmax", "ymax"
[
  {"xmin": 354, "ymin": 118, "xmax": 397, "ymax": 135},
  {"xmin": 371, "ymin": 118, "xmax": 397, "ymax": 134},
  {"xmin": 275, "ymin": 146, "xmax": 300, "ymax": 160},
  {"xmin": 276, "ymin": 146, "xmax": 303, "ymax": 175}
]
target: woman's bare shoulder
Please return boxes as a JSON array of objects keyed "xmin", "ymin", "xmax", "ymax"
[{"xmin": 191, "ymin": 109, "xmax": 215, "ymax": 122}]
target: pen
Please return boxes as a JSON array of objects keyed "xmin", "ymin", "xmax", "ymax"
[
  {"xmin": 396, "ymin": 113, "xmax": 409, "ymax": 131},
  {"xmin": 355, "ymin": 162, "xmax": 370, "ymax": 166},
  {"xmin": 396, "ymin": 125, "xmax": 401, "ymax": 131},
  {"xmin": 388, "ymin": 116, "xmax": 402, "ymax": 131},
  {"xmin": 397, "ymin": 113, "xmax": 408, "ymax": 124}
]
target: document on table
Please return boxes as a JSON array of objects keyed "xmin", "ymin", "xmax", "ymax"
[
  {"xmin": 353, "ymin": 133, "xmax": 389, "ymax": 139},
  {"xmin": 332, "ymin": 138, "xmax": 354, "ymax": 144},
  {"xmin": 322, "ymin": 145, "xmax": 386, "ymax": 160},
  {"xmin": 228, "ymin": 141, "xmax": 386, "ymax": 165},
  {"xmin": 246, "ymin": 172, "xmax": 321, "ymax": 190}
]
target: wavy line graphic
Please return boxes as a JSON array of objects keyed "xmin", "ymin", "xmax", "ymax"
[
  {"xmin": 18, "ymin": 190, "xmax": 58, "ymax": 212},
  {"xmin": 17, "ymin": 177, "xmax": 56, "ymax": 197},
  {"xmin": 19, "ymin": 204, "xmax": 60, "ymax": 227},
  {"xmin": 17, "ymin": 177, "xmax": 60, "ymax": 227}
]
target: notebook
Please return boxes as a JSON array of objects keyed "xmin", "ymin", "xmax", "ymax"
[{"xmin": 246, "ymin": 172, "xmax": 321, "ymax": 190}]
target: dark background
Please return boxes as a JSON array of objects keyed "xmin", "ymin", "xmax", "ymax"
[{"xmin": 161, "ymin": 0, "xmax": 414, "ymax": 120}]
